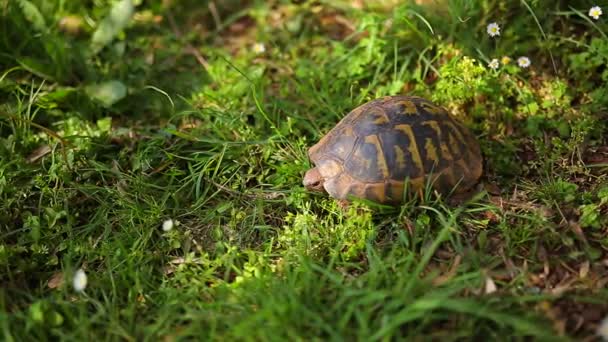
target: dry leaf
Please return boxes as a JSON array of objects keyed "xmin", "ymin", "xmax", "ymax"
[
  {"xmin": 579, "ymin": 261, "xmax": 590, "ymax": 279},
  {"xmin": 48, "ymin": 272, "xmax": 64, "ymax": 289},
  {"xmin": 485, "ymin": 276, "xmax": 497, "ymax": 294},
  {"xmin": 26, "ymin": 145, "xmax": 52, "ymax": 163},
  {"xmin": 568, "ymin": 220, "xmax": 588, "ymax": 243},
  {"xmin": 500, "ymin": 247, "xmax": 517, "ymax": 278},
  {"xmin": 351, "ymin": 0, "xmax": 364, "ymax": 9},
  {"xmin": 551, "ymin": 277, "xmax": 576, "ymax": 296},
  {"xmin": 164, "ymin": 257, "xmax": 203, "ymax": 275},
  {"xmin": 432, "ymin": 255, "xmax": 461, "ymax": 286},
  {"xmin": 169, "ymin": 257, "xmax": 187, "ymax": 264},
  {"xmin": 484, "ymin": 182, "xmax": 502, "ymax": 195}
]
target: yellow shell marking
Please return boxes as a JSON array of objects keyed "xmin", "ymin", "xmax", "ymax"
[
  {"xmin": 394, "ymin": 124, "xmax": 424, "ymax": 173},
  {"xmin": 408, "ymin": 176, "xmax": 426, "ymax": 196},
  {"xmin": 420, "ymin": 102, "xmax": 445, "ymax": 116},
  {"xmin": 396, "ymin": 100, "xmax": 418, "ymax": 115},
  {"xmin": 439, "ymin": 142, "xmax": 453, "ymax": 161},
  {"xmin": 422, "ymin": 120, "xmax": 453, "ymax": 161},
  {"xmin": 448, "ymin": 132, "xmax": 462, "ymax": 157},
  {"xmin": 424, "ymin": 137, "xmax": 439, "ymax": 167},
  {"xmin": 422, "ymin": 120, "xmax": 441, "ymax": 135},
  {"xmin": 387, "ymin": 180, "xmax": 405, "ymax": 201},
  {"xmin": 372, "ymin": 111, "xmax": 390, "ymax": 125},
  {"xmin": 443, "ymin": 121, "xmax": 468, "ymax": 147},
  {"xmin": 364, "ymin": 135, "xmax": 389, "ymax": 178},
  {"xmin": 393, "ymin": 145, "xmax": 406, "ymax": 169},
  {"xmin": 365, "ymin": 183, "xmax": 386, "ymax": 202}
]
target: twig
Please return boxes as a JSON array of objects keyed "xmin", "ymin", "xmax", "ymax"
[
  {"xmin": 165, "ymin": 9, "xmax": 210, "ymax": 71},
  {"xmin": 208, "ymin": 1, "xmax": 222, "ymax": 30}
]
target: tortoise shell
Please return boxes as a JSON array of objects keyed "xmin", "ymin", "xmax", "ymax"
[{"xmin": 303, "ymin": 95, "xmax": 483, "ymax": 204}]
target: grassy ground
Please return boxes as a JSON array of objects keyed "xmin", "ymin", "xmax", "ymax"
[{"xmin": 1, "ymin": 0, "xmax": 608, "ymax": 340}]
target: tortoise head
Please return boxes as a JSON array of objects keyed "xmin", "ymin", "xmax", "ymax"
[{"xmin": 303, "ymin": 167, "xmax": 326, "ymax": 193}]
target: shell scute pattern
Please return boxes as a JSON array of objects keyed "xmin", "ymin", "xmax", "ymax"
[{"xmin": 306, "ymin": 95, "xmax": 483, "ymax": 204}]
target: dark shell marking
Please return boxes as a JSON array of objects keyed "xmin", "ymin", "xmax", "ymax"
[{"xmin": 308, "ymin": 96, "xmax": 483, "ymax": 204}]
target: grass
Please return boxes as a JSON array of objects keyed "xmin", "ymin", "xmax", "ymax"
[{"xmin": 1, "ymin": 0, "xmax": 608, "ymax": 340}]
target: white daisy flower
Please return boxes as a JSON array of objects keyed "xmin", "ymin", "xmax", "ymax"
[
  {"xmin": 517, "ymin": 56, "xmax": 531, "ymax": 68},
  {"xmin": 252, "ymin": 43, "xmax": 266, "ymax": 54},
  {"xmin": 73, "ymin": 269, "xmax": 87, "ymax": 292},
  {"xmin": 589, "ymin": 6, "xmax": 603, "ymax": 20},
  {"xmin": 486, "ymin": 22, "xmax": 500, "ymax": 37},
  {"xmin": 162, "ymin": 219, "xmax": 174, "ymax": 232},
  {"xmin": 488, "ymin": 58, "xmax": 500, "ymax": 70}
]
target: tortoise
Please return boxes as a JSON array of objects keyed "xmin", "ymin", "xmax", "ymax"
[{"xmin": 302, "ymin": 95, "xmax": 483, "ymax": 205}]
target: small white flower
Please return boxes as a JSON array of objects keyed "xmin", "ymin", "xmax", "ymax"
[
  {"xmin": 488, "ymin": 58, "xmax": 500, "ymax": 70},
  {"xmin": 162, "ymin": 219, "xmax": 174, "ymax": 232},
  {"xmin": 73, "ymin": 269, "xmax": 87, "ymax": 292},
  {"xmin": 589, "ymin": 6, "xmax": 603, "ymax": 20},
  {"xmin": 252, "ymin": 43, "xmax": 266, "ymax": 54},
  {"xmin": 517, "ymin": 56, "xmax": 531, "ymax": 68},
  {"xmin": 486, "ymin": 22, "xmax": 500, "ymax": 37}
]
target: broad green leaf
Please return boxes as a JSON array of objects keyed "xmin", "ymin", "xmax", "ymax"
[
  {"xmin": 16, "ymin": 57, "xmax": 55, "ymax": 81},
  {"xmin": 85, "ymin": 80, "xmax": 127, "ymax": 107},
  {"xmin": 96, "ymin": 117, "xmax": 113, "ymax": 133},
  {"xmin": 90, "ymin": 0, "xmax": 135, "ymax": 54},
  {"xmin": 16, "ymin": 0, "xmax": 47, "ymax": 32}
]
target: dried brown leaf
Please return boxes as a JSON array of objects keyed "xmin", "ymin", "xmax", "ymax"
[
  {"xmin": 48, "ymin": 272, "xmax": 64, "ymax": 289},
  {"xmin": 432, "ymin": 254, "xmax": 461, "ymax": 286},
  {"xmin": 550, "ymin": 276, "xmax": 576, "ymax": 296},
  {"xmin": 579, "ymin": 261, "xmax": 590, "ymax": 279},
  {"xmin": 26, "ymin": 145, "xmax": 52, "ymax": 163}
]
